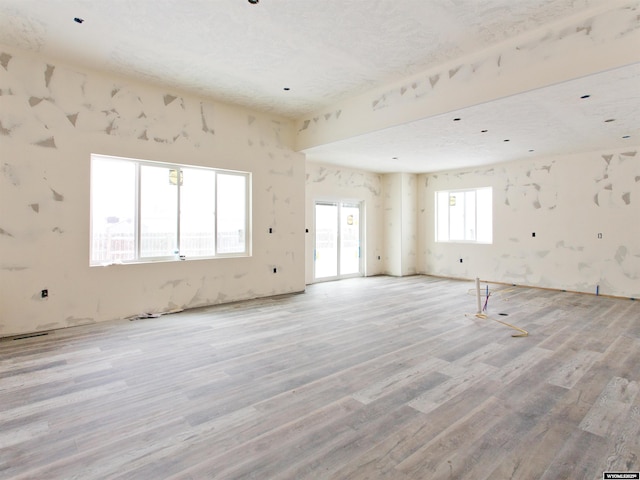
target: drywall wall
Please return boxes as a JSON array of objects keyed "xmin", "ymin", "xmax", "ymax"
[
  {"xmin": 383, "ymin": 173, "xmax": 418, "ymax": 277},
  {"xmin": 0, "ymin": 45, "xmax": 305, "ymax": 337},
  {"xmin": 401, "ymin": 173, "xmax": 418, "ymax": 276},
  {"xmin": 418, "ymin": 147, "xmax": 640, "ymax": 298},
  {"xmin": 383, "ymin": 174, "xmax": 402, "ymax": 276},
  {"xmin": 305, "ymin": 162, "xmax": 384, "ymax": 283}
]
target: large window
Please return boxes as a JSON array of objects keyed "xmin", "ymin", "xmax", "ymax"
[
  {"xmin": 90, "ymin": 154, "xmax": 250, "ymax": 265},
  {"xmin": 435, "ymin": 187, "xmax": 492, "ymax": 243}
]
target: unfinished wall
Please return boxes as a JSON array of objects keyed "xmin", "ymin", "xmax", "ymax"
[
  {"xmin": 418, "ymin": 148, "xmax": 640, "ymax": 298},
  {"xmin": 0, "ymin": 45, "xmax": 305, "ymax": 337},
  {"xmin": 305, "ymin": 162, "xmax": 384, "ymax": 283},
  {"xmin": 383, "ymin": 173, "xmax": 418, "ymax": 277}
]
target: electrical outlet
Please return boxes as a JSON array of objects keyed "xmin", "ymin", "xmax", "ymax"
[
  {"xmin": 269, "ymin": 227, "xmax": 273, "ymax": 234},
  {"xmin": 273, "ymin": 267, "xmax": 277, "ymax": 273},
  {"xmin": 598, "ymin": 233, "xmax": 603, "ymax": 239},
  {"xmin": 459, "ymin": 258, "xmax": 463, "ymax": 263},
  {"xmin": 532, "ymin": 232, "xmax": 536, "ymax": 237},
  {"xmin": 41, "ymin": 289, "xmax": 48, "ymax": 298}
]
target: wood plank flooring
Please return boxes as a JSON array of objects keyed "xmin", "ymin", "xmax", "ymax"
[{"xmin": 1, "ymin": 275, "xmax": 639, "ymax": 479}]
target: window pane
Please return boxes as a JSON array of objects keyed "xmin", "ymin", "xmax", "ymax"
[
  {"xmin": 140, "ymin": 165, "xmax": 178, "ymax": 257},
  {"xmin": 464, "ymin": 190, "xmax": 476, "ymax": 240},
  {"xmin": 315, "ymin": 203, "xmax": 338, "ymax": 278},
  {"xmin": 476, "ymin": 188, "xmax": 493, "ymax": 243},
  {"xmin": 180, "ymin": 168, "xmax": 216, "ymax": 257},
  {"xmin": 449, "ymin": 192, "xmax": 465, "ymax": 241},
  {"xmin": 217, "ymin": 173, "xmax": 247, "ymax": 254},
  {"xmin": 436, "ymin": 191, "xmax": 449, "ymax": 242},
  {"xmin": 91, "ymin": 155, "xmax": 251, "ymax": 265},
  {"xmin": 340, "ymin": 204, "xmax": 360, "ymax": 275},
  {"xmin": 90, "ymin": 157, "xmax": 136, "ymax": 264},
  {"xmin": 435, "ymin": 187, "xmax": 493, "ymax": 244}
]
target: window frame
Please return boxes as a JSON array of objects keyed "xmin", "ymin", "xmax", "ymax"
[
  {"xmin": 435, "ymin": 187, "xmax": 492, "ymax": 244},
  {"xmin": 90, "ymin": 154, "xmax": 251, "ymax": 266}
]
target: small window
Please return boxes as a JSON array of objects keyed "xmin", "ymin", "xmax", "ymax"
[
  {"xmin": 435, "ymin": 187, "xmax": 492, "ymax": 243},
  {"xmin": 90, "ymin": 154, "xmax": 251, "ymax": 265}
]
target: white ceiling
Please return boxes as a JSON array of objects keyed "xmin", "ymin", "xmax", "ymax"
[
  {"xmin": 303, "ymin": 63, "xmax": 640, "ymax": 172},
  {"xmin": 0, "ymin": 0, "xmax": 638, "ymax": 173}
]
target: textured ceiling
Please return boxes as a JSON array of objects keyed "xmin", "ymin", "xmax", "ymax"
[
  {"xmin": 0, "ymin": 0, "xmax": 638, "ymax": 173},
  {"xmin": 0, "ymin": 0, "xmax": 602, "ymax": 118},
  {"xmin": 303, "ymin": 63, "xmax": 640, "ymax": 173}
]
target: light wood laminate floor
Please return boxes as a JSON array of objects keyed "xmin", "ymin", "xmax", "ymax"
[{"xmin": 1, "ymin": 275, "xmax": 639, "ymax": 479}]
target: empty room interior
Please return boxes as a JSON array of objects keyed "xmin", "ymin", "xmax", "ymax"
[{"xmin": 1, "ymin": 0, "xmax": 639, "ymax": 479}]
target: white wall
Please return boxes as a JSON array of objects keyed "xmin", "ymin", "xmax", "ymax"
[
  {"xmin": 383, "ymin": 173, "xmax": 418, "ymax": 276},
  {"xmin": 305, "ymin": 164, "xmax": 421, "ymax": 281},
  {"xmin": 0, "ymin": 45, "xmax": 305, "ymax": 337},
  {"xmin": 418, "ymin": 148, "xmax": 640, "ymax": 298},
  {"xmin": 305, "ymin": 162, "xmax": 384, "ymax": 283},
  {"xmin": 401, "ymin": 173, "xmax": 418, "ymax": 276},
  {"xmin": 382, "ymin": 174, "xmax": 402, "ymax": 276}
]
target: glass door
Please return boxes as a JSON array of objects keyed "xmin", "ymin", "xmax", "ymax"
[
  {"xmin": 340, "ymin": 204, "xmax": 360, "ymax": 276},
  {"xmin": 314, "ymin": 201, "xmax": 362, "ymax": 281}
]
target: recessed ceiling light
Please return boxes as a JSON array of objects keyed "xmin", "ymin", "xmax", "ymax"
[
  {"xmin": 503, "ymin": 139, "xmax": 510, "ymax": 142},
  {"xmin": 73, "ymin": 17, "xmax": 84, "ymax": 24},
  {"xmin": 622, "ymin": 135, "xmax": 630, "ymax": 139},
  {"xmin": 248, "ymin": 0, "xmax": 259, "ymax": 4},
  {"xmin": 392, "ymin": 157, "xmax": 398, "ymax": 160},
  {"xmin": 283, "ymin": 87, "xmax": 290, "ymax": 91},
  {"xmin": 453, "ymin": 118, "xmax": 461, "ymax": 121},
  {"xmin": 529, "ymin": 149, "xmax": 535, "ymax": 152},
  {"xmin": 604, "ymin": 118, "xmax": 616, "ymax": 123},
  {"xmin": 481, "ymin": 129, "xmax": 488, "ymax": 133},
  {"xmin": 580, "ymin": 94, "xmax": 591, "ymax": 99}
]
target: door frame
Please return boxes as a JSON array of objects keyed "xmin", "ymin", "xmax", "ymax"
[{"xmin": 312, "ymin": 199, "xmax": 364, "ymax": 283}]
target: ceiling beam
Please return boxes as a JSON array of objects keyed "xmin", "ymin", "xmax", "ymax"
[{"xmin": 296, "ymin": 1, "xmax": 640, "ymax": 152}]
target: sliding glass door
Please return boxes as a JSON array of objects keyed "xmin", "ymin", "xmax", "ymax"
[{"xmin": 314, "ymin": 201, "xmax": 362, "ymax": 281}]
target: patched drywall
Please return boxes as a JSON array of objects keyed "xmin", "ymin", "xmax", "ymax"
[
  {"xmin": 401, "ymin": 174, "xmax": 418, "ymax": 276},
  {"xmin": 418, "ymin": 148, "xmax": 640, "ymax": 298},
  {"xmin": 383, "ymin": 175, "xmax": 402, "ymax": 276},
  {"xmin": 304, "ymin": 164, "xmax": 416, "ymax": 281},
  {"xmin": 297, "ymin": 1, "xmax": 640, "ymax": 151},
  {"xmin": 0, "ymin": 45, "xmax": 305, "ymax": 337},
  {"xmin": 0, "ymin": 1, "xmax": 610, "ymax": 119},
  {"xmin": 305, "ymin": 162, "xmax": 383, "ymax": 283},
  {"xmin": 383, "ymin": 173, "xmax": 418, "ymax": 277}
]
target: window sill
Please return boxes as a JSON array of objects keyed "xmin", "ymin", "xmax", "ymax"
[
  {"xmin": 90, "ymin": 253, "xmax": 251, "ymax": 267},
  {"xmin": 434, "ymin": 241, "xmax": 493, "ymax": 245}
]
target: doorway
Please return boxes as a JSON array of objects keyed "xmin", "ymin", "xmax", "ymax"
[{"xmin": 314, "ymin": 201, "xmax": 362, "ymax": 281}]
